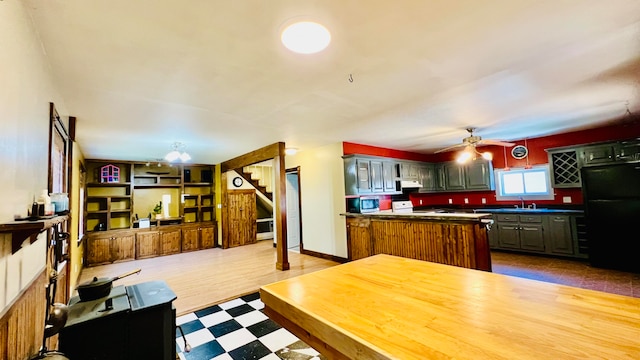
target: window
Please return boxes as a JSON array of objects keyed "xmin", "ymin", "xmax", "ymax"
[{"xmin": 494, "ymin": 165, "xmax": 554, "ymax": 201}]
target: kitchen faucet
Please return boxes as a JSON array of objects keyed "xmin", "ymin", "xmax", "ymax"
[{"xmin": 519, "ymin": 197, "xmax": 525, "ymax": 209}]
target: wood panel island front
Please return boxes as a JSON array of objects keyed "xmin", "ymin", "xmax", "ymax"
[{"xmin": 343, "ymin": 212, "xmax": 493, "ymax": 271}]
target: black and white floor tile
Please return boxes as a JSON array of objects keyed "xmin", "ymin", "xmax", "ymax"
[{"xmin": 175, "ymin": 292, "xmax": 327, "ymax": 360}]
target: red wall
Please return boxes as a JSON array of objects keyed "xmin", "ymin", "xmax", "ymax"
[{"xmin": 343, "ymin": 120, "xmax": 640, "ymax": 208}]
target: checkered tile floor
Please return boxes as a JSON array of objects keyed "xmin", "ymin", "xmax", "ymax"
[{"xmin": 175, "ymin": 292, "xmax": 327, "ymax": 360}]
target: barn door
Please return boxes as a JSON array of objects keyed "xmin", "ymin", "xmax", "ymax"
[{"xmin": 227, "ymin": 189, "xmax": 257, "ymax": 247}]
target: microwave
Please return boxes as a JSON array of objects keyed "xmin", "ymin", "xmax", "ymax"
[{"xmin": 347, "ymin": 197, "xmax": 380, "ymax": 213}]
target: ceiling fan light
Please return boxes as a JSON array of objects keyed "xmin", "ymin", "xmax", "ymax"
[
  {"xmin": 482, "ymin": 151, "xmax": 493, "ymax": 161},
  {"xmin": 456, "ymin": 151, "xmax": 473, "ymax": 164},
  {"xmin": 179, "ymin": 152, "xmax": 191, "ymax": 162},
  {"xmin": 164, "ymin": 150, "xmax": 181, "ymax": 162}
]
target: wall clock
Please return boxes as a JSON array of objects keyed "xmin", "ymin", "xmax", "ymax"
[
  {"xmin": 511, "ymin": 145, "xmax": 528, "ymax": 160},
  {"xmin": 232, "ymin": 176, "xmax": 244, "ymax": 187}
]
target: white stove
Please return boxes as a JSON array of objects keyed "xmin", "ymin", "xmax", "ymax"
[{"xmin": 391, "ymin": 201, "xmax": 414, "ymax": 213}]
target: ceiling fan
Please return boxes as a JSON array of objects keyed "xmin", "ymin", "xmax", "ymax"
[{"xmin": 434, "ymin": 127, "xmax": 515, "ymax": 154}]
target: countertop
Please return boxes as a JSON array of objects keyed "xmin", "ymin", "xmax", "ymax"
[
  {"xmin": 261, "ymin": 254, "xmax": 640, "ymax": 360},
  {"xmin": 473, "ymin": 208, "xmax": 584, "ymax": 214},
  {"xmin": 341, "ymin": 211, "xmax": 493, "ymax": 222}
]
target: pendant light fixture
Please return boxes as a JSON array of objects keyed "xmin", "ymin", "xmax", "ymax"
[
  {"xmin": 455, "ymin": 145, "xmax": 493, "ymax": 164},
  {"xmin": 165, "ymin": 142, "xmax": 191, "ymax": 163}
]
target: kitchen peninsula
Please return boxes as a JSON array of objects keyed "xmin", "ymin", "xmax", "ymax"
[
  {"xmin": 261, "ymin": 254, "xmax": 640, "ymax": 360},
  {"xmin": 342, "ymin": 210, "xmax": 493, "ymax": 271}
]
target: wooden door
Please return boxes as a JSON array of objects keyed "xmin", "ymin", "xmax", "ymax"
[
  {"xmin": 444, "ymin": 162, "xmax": 466, "ymax": 190},
  {"xmin": 111, "ymin": 233, "xmax": 135, "ymax": 262},
  {"xmin": 520, "ymin": 224, "xmax": 545, "ymax": 252},
  {"xmin": 546, "ymin": 215, "xmax": 573, "ymax": 255},
  {"xmin": 497, "ymin": 224, "xmax": 521, "ymax": 249},
  {"xmin": 200, "ymin": 225, "xmax": 216, "ymax": 249},
  {"xmin": 369, "ymin": 160, "xmax": 384, "ymax": 193},
  {"xmin": 136, "ymin": 231, "xmax": 160, "ymax": 259},
  {"xmin": 86, "ymin": 234, "xmax": 112, "ymax": 265},
  {"xmin": 160, "ymin": 228, "xmax": 182, "ymax": 255},
  {"xmin": 182, "ymin": 226, "xmax": 200, "ymax": 252},
  {"xmin": 227, "ymin": 190, "xmax": 257, "ymax": 247},
  {"xmin": 356, "ymin": 159, "xmax": 372, "ymax": 193}
]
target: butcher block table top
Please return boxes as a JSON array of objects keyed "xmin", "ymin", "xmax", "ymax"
[{"xmin": 260, "ymin": 254, "xmax": 640, "ymax": 360}]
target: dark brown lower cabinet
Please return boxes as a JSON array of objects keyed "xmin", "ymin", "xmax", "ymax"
[
  {"xmin": 182, "ymin": 225, "xmax": 200, "ymax": 252},
  {"xmin": 182, "ymin": 223, "xmax": 217, "ymax": 251},
  {"xmin": 86, "ymin": 230, "xmax": 135, "ymax": 266},
  {"xmin": 200, "ymin": 224, "xmax": 216, "ymax": 248},
  {"xmin": 136, "ymin": 230, "xmax": 160, "ymax": 259},
  {"xmin": 160, "ymin": 228, "xmax": 182, "ymax": 255},
  {"xmin": 86, "ymin": 224, "xmax": 216, "ymax": 266}
]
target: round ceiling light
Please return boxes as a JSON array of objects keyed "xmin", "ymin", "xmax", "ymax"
[{"xmin": 281, "ymin": 21, "xmax": 331, "ymax": 54}]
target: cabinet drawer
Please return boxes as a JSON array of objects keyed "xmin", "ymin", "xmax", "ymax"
[
  {"xmin": 495, "ymin": 214, "xmax": 518, "ymax": 222},
  {"xmin": 518, "ymin": 215, "xmax": 542, "ymax": 223}
]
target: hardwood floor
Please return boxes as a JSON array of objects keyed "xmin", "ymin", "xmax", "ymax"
[
  {"xmin": 77, "ymin": 240, "xmax": 339, "ymax": 315},
  {"xmin": 491, "ymin": 250, "xmax": 640, "ymax": 298},
  {"xmin": 77, "ymin": 241, "xmax": 640, "ymax": 317}
]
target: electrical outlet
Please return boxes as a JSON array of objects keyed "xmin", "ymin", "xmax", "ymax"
[
  {"xmin": 217, "ymin": 203, "xmax": 222, "ymax": 209},
  {"xmin": 464, "ymin": 198, "xmax": 469, "ymax": 204},
  {"xmin": 563, "ymin": 196, "xmax": 572, "ymax": 203},
  {"xmin": 481, "ymin": 198, "xmax": 487, "ymax": 204},
  {"xmin": 448, "ymin": 199, "xmax": 453, "ymax": 204},
  {"xmin": 419, "ymin": 199, "xmax": 423, "ymax": 205}
]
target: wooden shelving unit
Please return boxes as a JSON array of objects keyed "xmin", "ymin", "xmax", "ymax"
[
  {"xmin": 85, "ymin": 161, "xmax": 133, "ymax": 231},
  {"xmin": 83, "ymin": 160, "xmax": 217, "ymax": 265},
  {"xmin": 182, "ymin": 165, "xmax": 215, "ymax": 223}
]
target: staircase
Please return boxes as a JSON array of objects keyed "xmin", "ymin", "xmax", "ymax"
[
  {"xmin": 237, "ymin": 162, "xmax": 274, "ymax": 241},
  {"xmin": 239, "ymin": 163, "xmax": 273, "ymax": 201}
]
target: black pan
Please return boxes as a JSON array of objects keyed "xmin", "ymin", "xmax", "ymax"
[{"xmin": 77, "ymin": 268, "xmax": 141, "ymax": 302}]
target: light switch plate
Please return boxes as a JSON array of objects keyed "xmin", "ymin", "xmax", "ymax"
[
  {"xmin": 464, "ymin": 198, "xmax": 469, "ymax": 204},
  {"xmin": 481, "ymin": 198, "xmax": 487, "ymax": 204},
  {"xmin": 448, "ymin": 199, "xmax": 453, "ymax": 204}
]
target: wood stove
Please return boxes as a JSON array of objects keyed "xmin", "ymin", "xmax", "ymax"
[{"xmin": 59, "ymin": 280, "xmax": 177, "ymax": 360}]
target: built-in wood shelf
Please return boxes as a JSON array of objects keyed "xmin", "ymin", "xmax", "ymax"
[{"xmin": 0, "ymin": 215, "xmax": 69, "ymax": 253}]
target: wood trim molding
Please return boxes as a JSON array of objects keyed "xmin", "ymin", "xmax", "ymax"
[
  {"xmin": 273, "ymin": 153, "xmax": 289, "ymax": 270},
  {"xmin": 0, "ymin": 269, "xmax": 47, "ymax": 360},
  {"xmin": 221, "ymin": 173, "xmax": 228, "ymax": 248},
  {"xmin": 220, "ymin": 143, "xmax": 284, "ymax": 173},
  {"xmin": 299, "ymin": 248, "xmax": 348, "ymax": 264}
]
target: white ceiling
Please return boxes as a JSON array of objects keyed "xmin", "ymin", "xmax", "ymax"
[{"xmin": 25, "ymin": 0, "xmax": 640, "ymax": 164}]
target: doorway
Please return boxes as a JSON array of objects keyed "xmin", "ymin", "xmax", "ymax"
[{"xmin": 286, "ymin": 168, "xmax": 301, "ymax": 252}]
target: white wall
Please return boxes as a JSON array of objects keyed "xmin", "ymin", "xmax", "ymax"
[
  {"xmin": 0, "ymin": 1, "xmax": 67, "ymax": 312},
  {"xmin": 286, "ymin": 143, "xmax": 347, "ymax": 258}
]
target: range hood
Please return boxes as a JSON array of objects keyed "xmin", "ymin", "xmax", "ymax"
[{"xmin": 400, "ymin": 180, "xmax": 422, "ymax": 188}]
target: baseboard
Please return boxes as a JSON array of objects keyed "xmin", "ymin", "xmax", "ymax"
[
  {"xmin": 271, "ymin": 243, "xmax": 347, "ymax": 263},
  {"xmin": 299, "ymin": 248, "xmax": 348, "ymax": 264}
]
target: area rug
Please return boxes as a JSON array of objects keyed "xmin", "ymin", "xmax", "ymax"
[{"xmin": 175, "ymin": 292, "xmax": 327, "ymax": 360}]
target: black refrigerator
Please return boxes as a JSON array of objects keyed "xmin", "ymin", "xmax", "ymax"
[{"xmin": 581, "ymin": 162, "xmax": 640, "ymax": 273}]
